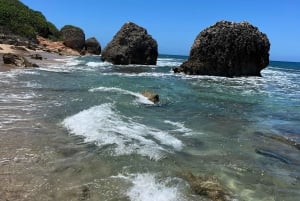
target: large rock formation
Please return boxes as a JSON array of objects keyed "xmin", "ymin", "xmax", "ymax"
[
  {"xmin": 101, "ymin": 22, "xmax": 158, "ymax": 65},
  {"xmin": 60, "ymin": 25, "xmax": 85, "ymax": 51},
  {"xmin": 175, "ymin": 21, "xmax": 270, "ymax": 77},
  {"xmin": 84, "ymin": 37, "xmax": 101, "ymax": 55}
]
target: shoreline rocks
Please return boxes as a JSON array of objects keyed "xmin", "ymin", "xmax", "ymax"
[
  {"xmin": 3, "ymin": 53, "xmax": 38, "ymax": 67},
  {"xmin": 101, "ymin": 22, "xmax": 158, "ymax": 65},
  {"xmin": 174, "ymin": 20, "xmax": 270, "ymax": 77}
]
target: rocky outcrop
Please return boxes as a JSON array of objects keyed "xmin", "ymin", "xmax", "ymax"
[
  {"xmin": 36, "ymin": 36, "xmax": 80, "ymax": 56},
  {"xmin": 3, "ymin": 53, "xmax": 38, "ymax": 67},
  {"xmin": 174, "ymin": 21, "xmax": 270, "ymax": 77},
  {"xmin": 84, "ymin": 37, "xmax": 101, "ymax": 55},
  {"xmin": 60, "ymin": 25, "xmax": 85, "ymax": 51},
  {"xmin": 0, "ymin": 32, "xmax": 39, "ymax": 49},
  {"xmin": 101, "ymin": 22, "xmax": 158, "ymax": 65}
]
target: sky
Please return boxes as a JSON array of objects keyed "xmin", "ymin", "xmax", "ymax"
[{"xmin": 20, "ymin": 0, "xmax": 300, "ymax": 62}]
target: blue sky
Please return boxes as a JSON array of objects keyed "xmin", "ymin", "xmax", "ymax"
[{"xmin": 21, "ymin": 0, "xmax": 300, "ymax": 61}]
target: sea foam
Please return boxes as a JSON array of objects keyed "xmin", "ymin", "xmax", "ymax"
[
  {"xmin": 62, "ymin": 103, "xmax": 182, "ymax": 160},
  {"xmin": 89, "ymin": 86, "xmax": 155, "ymax": 105},
  {"xmin": 114, "ymin": 173, "xmax": 186, "ymax": 201}
]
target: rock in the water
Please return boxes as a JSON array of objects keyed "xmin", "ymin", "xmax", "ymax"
[
  {"xmin": 3, "ymin": 53, "xmax": 38, "ymax": 67},
  {"xmin": 255, "ymin": 148, "xmax": 291, "ymax": 164},
  {"xmin": 141, "ymin": 90, "xmax": 159, "ymax": 103},
  {"xmin": 183, "ymin": 172, "xmax": 230, "ymax": 201},
  {"xmin": 84, "ymin": 37, "xmax": 101, "ymax": 55},
  {"xmin": 101, "ymin": 22, "xmax": 158, "ymax": 65},
  {"xmin": 175, "ymin": 21, "xmax": 270, "ymax": 77},
  {"xmin": 60, "ymin": 25, "xmax": 85, "ymax": 51}
]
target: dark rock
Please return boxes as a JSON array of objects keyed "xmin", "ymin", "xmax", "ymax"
[
  {"xmin": 3, "ymin": 53, "xmax": 37, "ymax": 67},
  {"xmin": 31, "ymin": 63, "xmax": 39, "ymax": 67},
  {"xmin": 27, "ymin": 44, "xmax": 38, "ymax": 51},
  {"xmin": 101, "ymin": 22, "xmax": 158, "ymax": 65},
  {"xmin": 0, "ymin": 31, "xmax": 38, "ymax": 46},
  {"xmin": 255, "ymin": 132, "xmax": 300, "ymax": 151},
  {"xmin": 176, "ymin": 21, "xmax": 270, "ymax": 77},
  {"xmin": 30, "ymin": 54, "xmax": 43, "ymax": 60},
  {"xmin": 85, "ymin": 37, "xmax": 101, "ymax": 55},
  {"xmin": 255, "ymin": 148, "xmax": 291, "ymax": 164},
  {"xmin": 60, "ymin": 25, "xmax": 85, "ymax": 51},
  {"xmin": 141, "ymin": 90, "xmax": 159, "ymax": 103},
  {"xmin": 269, "ymin": 135, "xmax": 300, "ymax": 150}
]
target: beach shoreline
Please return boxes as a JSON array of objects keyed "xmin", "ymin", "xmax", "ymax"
[{"xmin": 0, "ymin": 35, "xmax": 82, "ymax": 71}]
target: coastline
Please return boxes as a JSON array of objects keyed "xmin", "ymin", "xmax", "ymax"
[
  {"xmin": 0, "ymin": 36, "xmax": 82, "ymax": 71},
  {"xmin": 0, "ymin": 49, "xmax": 299, "ymax": 200}
]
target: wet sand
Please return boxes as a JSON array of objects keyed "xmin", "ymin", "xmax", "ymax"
[{"xmin": 0, "ymin": 44, "xmax": 70, "ymax": 201}]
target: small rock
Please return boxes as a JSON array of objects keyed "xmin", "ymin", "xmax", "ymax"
[
  {"xmin": 142, "ymin": 90, "xmax": 159, "ymax": 103},
  {"xmin": 183, "ymin": 172, "xmax": 230, "ymax": 201},
  {"xmin": 30, "ymin": 54, "xmax": 43, "ymax": 60}
]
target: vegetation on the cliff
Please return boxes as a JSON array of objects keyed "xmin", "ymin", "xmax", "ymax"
[{"xmin": 0, "ymin": 0, "xmax": 60, "ymax": 40}]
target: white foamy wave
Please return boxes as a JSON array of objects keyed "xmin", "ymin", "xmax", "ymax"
[
  {"xmin": 55, "ymin": 57, "xmax": 83, "ymax": 66},
  {"xmin": 114, "ymin": 173, "xmax": 187, "ymax": 201},
  {"xmin": 62, "ymin": 103, "xmax": 183, "ymax": 160},
  {"xmin": 0, "ymin": 91, "xmax": 37, "ymax": 103},
  {"xmin": 89, "ymin": 86, "xmax": 154, "ymax": 105},
  {"xmin": 86, "ymin": 61, "xmax": 113, "ymax": 68},
  {"xmin": 164, "ymin": 120, "xmax": 195, "ymax": 136},
  {"xmin": 156, "ymin": 58, "xmax": 183, "ymax": 67},
  {"xmin": 101, "ymin": 72, "xmax": 172, "ymax": 78},
  {"xmin": 86, "ymin": 61, "xmax": 102, "ymax": 67}
]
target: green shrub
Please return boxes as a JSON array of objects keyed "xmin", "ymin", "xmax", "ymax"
[{"xmin": 0, "ymin": 0, "xmax": 61, "ymax": 40}]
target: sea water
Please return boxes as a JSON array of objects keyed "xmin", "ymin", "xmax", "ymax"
[{"xmin": 0, "ymin": 55, "xmax": 299, "ymax": 200}]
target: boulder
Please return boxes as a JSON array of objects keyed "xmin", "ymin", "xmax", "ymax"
[
  {"xmin": 101, "ymin": 22, "xmax": 158, "ymax": 65},
  {"xmin": 60, "ymin": 25, "xmax": 85, "ymax": 51},
  {"xmin": 3, "ymin": 53, "xmax": 38, "ymax": 67},
  {"xmin": 175, "ymin": 21, "xmax": 270, "ymax": 77},
  {"xmin": 141, "ymin": 90, "xmax": 159, "ymax": 103},
  {"xmin": 84, "ymin": 37, "xmax": 101, "ymax": 55}
]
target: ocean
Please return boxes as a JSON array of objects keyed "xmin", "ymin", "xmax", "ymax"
[{"xmin": 0, "ymin": 55, "xmax": 299, "ymax": 201}]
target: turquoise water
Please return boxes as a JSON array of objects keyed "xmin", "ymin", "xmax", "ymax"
[{"xmin": 0, "ymin": 55, "xmax": 299, "ymax": 200}]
